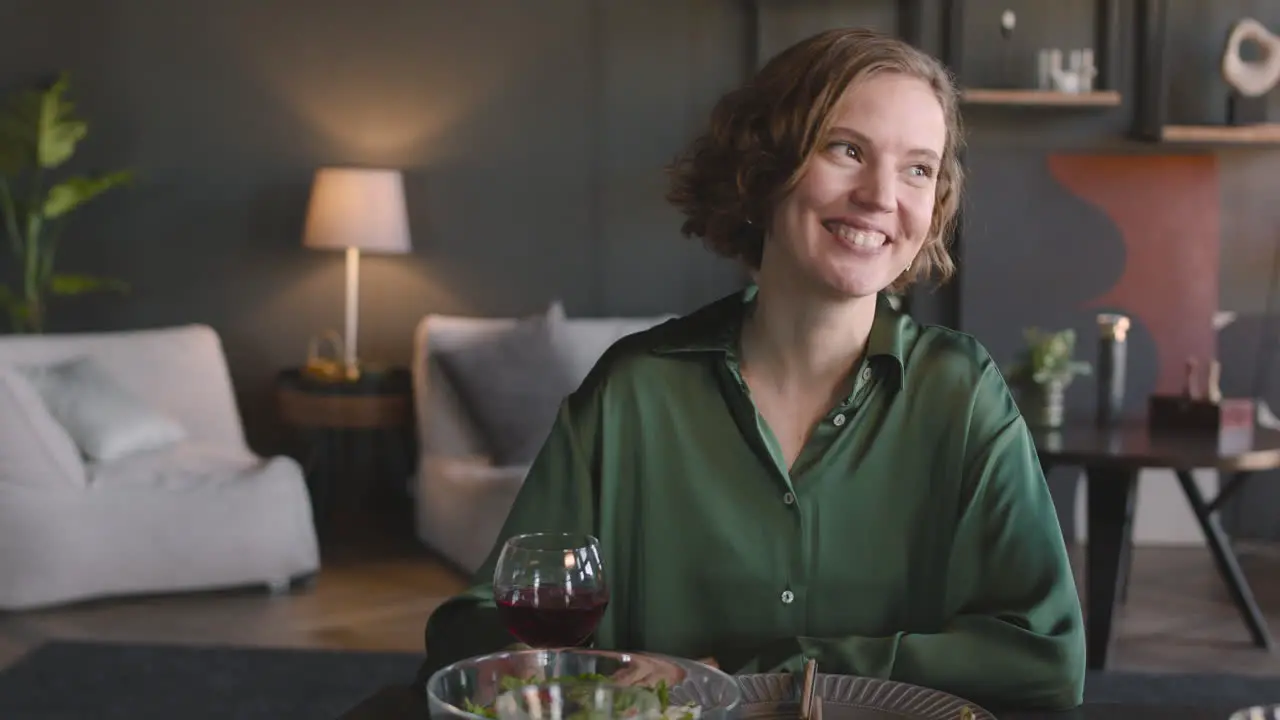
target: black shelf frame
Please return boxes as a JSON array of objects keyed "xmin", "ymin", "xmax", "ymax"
[
  {"xmin": 943, "ymin": 0, "xmax": 1123, "ymax": 93},
  {"xmin": 1134, "ymin": 0, "xmax": 1170, "ymax": 140}
]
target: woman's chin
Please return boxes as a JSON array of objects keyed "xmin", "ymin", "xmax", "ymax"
[{"xmin": 814, "ymin": 264, "xmax": 896, "ymax": 299}]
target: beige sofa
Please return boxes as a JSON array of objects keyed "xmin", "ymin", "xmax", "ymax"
[
  {"xmin": 0, "ymin": 325, "xmax": 320, "ymax": 610},
  {"xmin": 410, "ymin": 303, "xmax": 673, "ymax": 574}
]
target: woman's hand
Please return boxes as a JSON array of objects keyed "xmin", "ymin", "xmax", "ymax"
[{"xmin": 610, "ymin": 656, "xmax": 719, "ymax": 688}]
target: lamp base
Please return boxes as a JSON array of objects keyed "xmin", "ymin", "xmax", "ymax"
[
  {"xmin": 334, "ymin": 360, "xmax": 392, "ymax": 384},
  {"xmin": 342, "ymin": 362, "xmax": 362, "ymax": 383},
  {"xmin": 340, "ymin": 360, "xmax": 394, "ymax": 385},
  {"xmin": 303, "ymin": 329, "xmax": 383, "ymax": 385}
]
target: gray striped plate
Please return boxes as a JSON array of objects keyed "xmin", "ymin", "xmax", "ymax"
[{"xmin": 734, "ymin": 673, "xmax": 995, "ymax": 720}]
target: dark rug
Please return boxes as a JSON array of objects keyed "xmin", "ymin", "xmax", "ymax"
[
  {"xmin": 1, "ymin": 640, "xmax": 1279, "ymax": 719},
  {"xmin": 0, "ymin": 641, "xmax": 422, "ymax": 719}
]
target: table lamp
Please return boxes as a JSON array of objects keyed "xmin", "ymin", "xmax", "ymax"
[{"xmin": 302, "ymin": 166, "xmax": 412, "ymax": 380}]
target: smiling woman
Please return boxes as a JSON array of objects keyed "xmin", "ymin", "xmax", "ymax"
[
  {"xmin": 665, "ymin": 27, "xmax": 963, "ymax": 298},
  {"xmin": 418, "ymin": 28, "xmax": 1085, "ymax": 713}
]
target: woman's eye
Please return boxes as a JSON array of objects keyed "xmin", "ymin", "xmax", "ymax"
[
  {"xmin": 909, "ymin": 164, "xmax": 935, "ymax": 179},
  {"xmin": 829, "ymin": 141, "xmax": 861, "ymax": 160}
]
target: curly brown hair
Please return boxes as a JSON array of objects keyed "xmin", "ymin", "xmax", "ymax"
[{"xmin": 665, "ymin": 27, "xmax": 964, "ymax": 293}]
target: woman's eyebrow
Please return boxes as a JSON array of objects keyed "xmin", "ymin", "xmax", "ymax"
[{"xmin": 827, "ymin": 125, "xmax": 940, "ymax": 162}]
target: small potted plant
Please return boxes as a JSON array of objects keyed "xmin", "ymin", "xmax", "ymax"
[{"xmin": 1006, "ymin": 327, "xmax": 1092, "ymax": 428}]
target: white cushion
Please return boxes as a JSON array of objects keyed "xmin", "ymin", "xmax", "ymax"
[
  {"xmin": 19, "ymin": 356, "xmax": 187, "ymax": 463},
  {"xmin": 0, "ymin": 365, "xmax": 87, "ymax": 489},
  {"xmin": 0, "ymin": 325, "xmax": 250, "ymax": 453}
]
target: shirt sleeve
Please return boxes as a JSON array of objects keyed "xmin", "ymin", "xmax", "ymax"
[
  {"xmin": 415, "ymin": 398, "xmax": 599, "ymax": 684},
  {"xmin": 714, "ymin": 362, "xmax": 1086, "ymax": 712}
]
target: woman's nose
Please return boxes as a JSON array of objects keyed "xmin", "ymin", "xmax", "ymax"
[{"xmin": 849, "ymin": 166, "xmax": 896, "ymax": 212}]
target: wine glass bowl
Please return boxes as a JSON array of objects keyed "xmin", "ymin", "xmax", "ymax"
[{"xmin": 493, "ymin": 532, "xmax": 608, "ymax": 648}]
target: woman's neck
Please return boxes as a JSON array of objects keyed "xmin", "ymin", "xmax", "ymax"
[{"xmin": 738, "ymin": 268, "xmax": 877, "ymax": 394}]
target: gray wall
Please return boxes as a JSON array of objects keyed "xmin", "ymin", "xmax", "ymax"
[
  {"xmin": 0, "ymin": 0, "xmax": 749, "ymax": 450},
  {"xmin": 4, "ymin": 0, "xmax": 1280, "ymax": 538}
]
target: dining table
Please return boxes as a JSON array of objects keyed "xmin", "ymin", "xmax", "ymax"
[{"xmin": 337, "ymin": 683, "xmax": 1246, "ymax": 720}]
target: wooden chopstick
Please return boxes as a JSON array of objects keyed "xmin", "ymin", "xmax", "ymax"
[{"xmin": 799, "ymin": 659, "xmax": 818, "ymax": 720}]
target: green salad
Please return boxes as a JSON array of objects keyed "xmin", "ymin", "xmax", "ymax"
[{"xmin": 463, "ymin": 672, "xmax": 700, "ymax": 720}]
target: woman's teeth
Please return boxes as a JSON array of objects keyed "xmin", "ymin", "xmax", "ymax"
[{"xmin": 834, "ymin": 224, "xmax": 887, "ymax": 248}]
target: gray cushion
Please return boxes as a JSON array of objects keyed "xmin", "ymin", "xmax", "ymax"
[
  {"xmin": 19, "ymin": 356, "xmax": 188, "ymax": 463},
  {"xmin": 437, "ymin": 304, "xmax": 578, "ymax": 466}
]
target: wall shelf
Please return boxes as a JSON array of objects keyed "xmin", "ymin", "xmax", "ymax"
[
  {"xmin": 945, "ymin": 0, "xmax": 1122, "ymax": 97},
  {"xmin": 1159, "ymin": 124, "xmax": 1280, "ymax": 144},
  {"xmin": 961, "ymin": 89, "xmax": 1122, "ymax": 107},
  {"xmin": 1134, "ymin": 0, "xmax": 1280, "ymax": 145}
]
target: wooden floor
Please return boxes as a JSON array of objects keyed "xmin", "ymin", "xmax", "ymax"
[{"xmin": 3, "ymin": 536, "xmax": 1280, "ymax": 677}]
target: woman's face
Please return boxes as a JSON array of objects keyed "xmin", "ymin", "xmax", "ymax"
[{"xmin": 764, "ymin": 72, "xmax": 947, "ymax": 301}]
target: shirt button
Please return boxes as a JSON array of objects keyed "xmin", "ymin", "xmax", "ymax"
[
  {"xmin": 833, "ymin": 413, "xmax": 846, "ymax": 427},
  {"xmin": 783, "ymin": 492, "xmax": 795, "ymax": 505},
  {"xmin": 781, "ymin": 590, "xmax": 795, "ymax": 604}
]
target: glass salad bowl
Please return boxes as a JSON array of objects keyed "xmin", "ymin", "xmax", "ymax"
[{"xmin": 425, "ymin": 647, "xmax": 743, "ymax": 720}]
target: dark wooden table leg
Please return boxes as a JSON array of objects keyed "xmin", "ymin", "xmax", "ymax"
[
  {"xmin": 1174, "ymin": 470, "xmax": 1274, "ymax": 650},
  {"xmin": 1117, "ymin": 508, "xmax": 1136, "ymax": 605},
  {"xmin": 1086, "ymin": 467, "xmax": 1138, "ymax": 670}
]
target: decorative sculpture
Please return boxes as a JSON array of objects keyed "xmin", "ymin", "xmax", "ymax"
[
  {"xmin": 1037, "ymin": 48, "xmax": 1097, "ymax": 93},
  {"xmin": 1221, "ymin": 18, "xmax": 1280, "ymax": 124}
]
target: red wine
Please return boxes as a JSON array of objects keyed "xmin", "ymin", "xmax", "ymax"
[{"xmin": 495, "ymin": 586, "xmax": 609, "ymax": 647}]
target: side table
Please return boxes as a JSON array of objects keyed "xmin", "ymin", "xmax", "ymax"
[
  {"xmin": 1033, "ymin": 420, "xmax": 1280, "ymax": 669},
  {"xmin": 276, "ymin": 367, "xmax": 415, "ymax": 543}
]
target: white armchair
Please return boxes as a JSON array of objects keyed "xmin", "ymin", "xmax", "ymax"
[
  {"xmin": 0, "ymin": 324, "xmax": 320, "ymax": 610},
  {"xmin": 410, "ymin": 305, "xmax": 673, "ymax": 575}
]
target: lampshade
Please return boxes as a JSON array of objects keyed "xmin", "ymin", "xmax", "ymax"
[{"xmin": 302, "ymin": 167, "xmax": 412, "ymax": 254}]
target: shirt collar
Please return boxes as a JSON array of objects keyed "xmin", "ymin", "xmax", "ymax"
[{"xmin": 650, "ymin": 285, "xmax": 910, "ymax": 389}]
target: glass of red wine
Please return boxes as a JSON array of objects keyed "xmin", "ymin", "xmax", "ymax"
[{"xmin": 493, "ymin": 532, "xmax": 609, "ymax": 648}]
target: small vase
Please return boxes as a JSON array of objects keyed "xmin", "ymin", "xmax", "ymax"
[{"xmin": 1020, "ymin": 380, "xmax": 1066, "ymax": 428}]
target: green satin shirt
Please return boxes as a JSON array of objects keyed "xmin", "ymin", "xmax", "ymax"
[{"xmin": 418, "ymin": 288, "xmax": 1085, "ymax": 711}]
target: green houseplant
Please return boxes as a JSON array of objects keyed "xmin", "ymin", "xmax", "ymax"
[
  {"xmin": 0, "ymin": 72, "xmax": 132, "ymax": 333},
  {"xmin": 1006, "ymin": 327, "xmax": 1092, "ymax": 428}
]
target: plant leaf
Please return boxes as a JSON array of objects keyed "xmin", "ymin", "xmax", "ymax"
[
  {"xmin": 49, "ymin": 273, "xmax": 128, "ymax": 296},
  {"xmin": 43, "ymin": 171, "xmax": 131, "ymax": 219},
  {"xmin": 36, "ymin": 73, "xmax": 87, "ymax": 170},
  {"xmin": 0, "ymin": 87, "xmax": 42, "ymax": 176}
]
